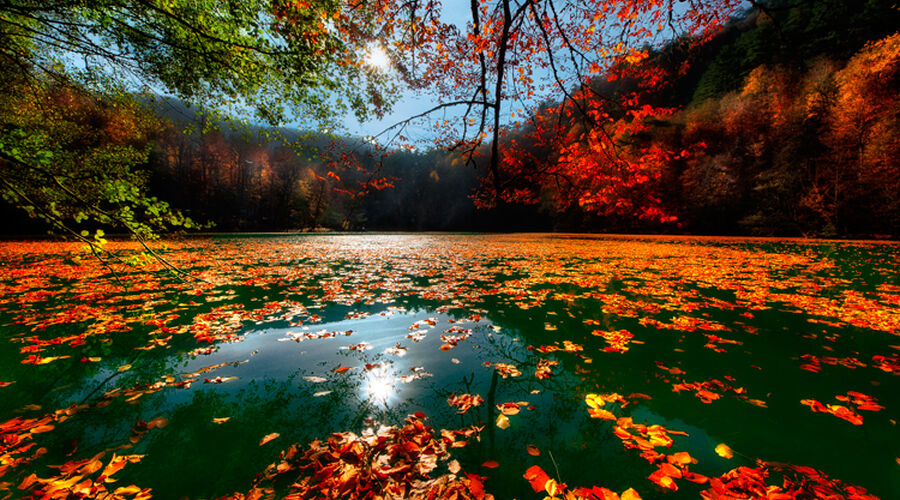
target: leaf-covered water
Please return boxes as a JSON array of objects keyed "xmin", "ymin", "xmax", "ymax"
[{"xmin": 0, "ymin": 234, "xmax": 898, "ymax": 499}]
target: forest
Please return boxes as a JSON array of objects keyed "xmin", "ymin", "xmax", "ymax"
[{"xmin": 1, "ymin": 0, "xmax": 898, "ymax": 237}]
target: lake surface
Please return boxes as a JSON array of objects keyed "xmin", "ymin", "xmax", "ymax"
[{"xmin": 0, "ymin": 234, "xmax": 898, "ymax": 499}]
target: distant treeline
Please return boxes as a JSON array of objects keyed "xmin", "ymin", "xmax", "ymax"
[{"xmin": 139, "ymin": 111, "xmax": 549, "ymax": 232}]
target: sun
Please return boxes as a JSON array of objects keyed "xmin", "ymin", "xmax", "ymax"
[{"xmin": 364, "ymin": 44, "xmax": 391, "ymax": 71}]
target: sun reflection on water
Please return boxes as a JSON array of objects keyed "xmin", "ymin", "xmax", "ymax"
[{"xmin": 363, "ymin": 364, "xmax": 397, "ymax": 407}]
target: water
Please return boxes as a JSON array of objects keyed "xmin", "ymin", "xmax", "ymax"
[{"xmin": 0, "ymin": 234, "xmax": 897, "ymax": 499}]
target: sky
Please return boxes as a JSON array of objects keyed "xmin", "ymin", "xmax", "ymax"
[
  {"xmin": 342, "ymin": 0, "xmax": 753, "ymax": 147},
  {"xmin": 343, "ymin": 1, "xmax": 474, "ymax": 144}
]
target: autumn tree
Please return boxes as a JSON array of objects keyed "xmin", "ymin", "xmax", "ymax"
[
  {"xmin": 822, "ymin": 33, "xmax": 900, "ymax": 233},
  {"xmin": 351, "ymin": 0, "xmax": 744, "ymax": 220},
  {"xmin": 0, "ymin": 0, "xmax": 393, "ymax": 249}
]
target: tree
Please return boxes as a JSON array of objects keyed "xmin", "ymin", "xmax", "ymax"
[
  {"xmin": 823, "ymin": 33, "xmax": 900, "ymax": 234},
  {"xmin": 1, "ymin": 0, "xmax": 761, "ymax": 244},
  {"xmin": 0, "ymin": 0, "xmax": 392, "ymax": 257},
  {"xmin": 357, "ymin": 0, "xmax": 744, "ymax": 212}
]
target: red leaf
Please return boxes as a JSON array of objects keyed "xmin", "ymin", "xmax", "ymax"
[{"xmin": 524, "ymin": 465, "xmax": 551, "ymax": 492}]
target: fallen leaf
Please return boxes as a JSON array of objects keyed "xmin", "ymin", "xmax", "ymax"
[
  {"xmin": 545, "ymin": 478, "xmax": 562, "ymax": 496},
  {"xmin": 113, "ymin": 486, "xmax": 143, "ymax": 495},
  {"xmin": 147, "ymin": 417, "xmax": 168, "ymax": 429},
  {"xmin": 313, "ymin": 390, "xmax": 332, "ymax": 397},
  {"xmin": 482, "ymin": 460, "xmax": 499, "ymax": 468},
  {"xmin": 496, "ymin": 414, "xmax": 510, "ymax": 429},
  {"xmin": 668, "ymin": 451, "xmax": 696, "ymax": 465},
  {"xmin": 715, "ymin": 443, "xmax": 734, "ymax": 459},
  {"xmin": 621, "ymin": 487, "xmax": 642, "ymax": 500},
  {"xmin": 524, "ymin": 465, "xmax": 551, "ymax": 493},
  {"xmin": 527, "ymin": 444, "xmax": 540, "ymax": 456},
  {"xmin": 259, "ymin": 433, "xmax": 280, "ymax": 446},
  {"xmin": 303, "ymin": 376, "xmax": 327, "ymax": 383},
  {"xmin": 212, "ymin": 417, "xmax": 230, "ymax": 424},
  {"xmin": 117, "ymin": 364, "xmax": 132, "ymax": 372}
]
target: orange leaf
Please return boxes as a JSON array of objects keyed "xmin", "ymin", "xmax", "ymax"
[
  {"xmin": 668, "ymin": 451, "xmax": 695, "ymax": 465},
  {"xmin": 621, "ymin": 488, "xmax": 642, "ymax": 500},
  {"xmin": 259, "ymin": 433, "xmax": 280, "ymax": 446},
  {"xmin": 482, "ymin": 460, "xmax": 499, "ymax": 468},
  {"xmin": 682, "ymin": 471, "xmax": 709, "ymax": 484},
  {"xmin": 147, "ymin": 417, "xmax": 168, "ymax": 429},
  {"xmin": 648, "ymin": 470, "xmax": 678, "ymax": 491},
  {"xmin": 113, "ymin": 486, "xmax": 143, "ymax": 495},
  {"xmin": 527, "ymin": 444, "xmax": 540, "ymax": 456},
  {"xmin": 589, "ymin": 408, "xmax": 617, "ymax": 420},
  {"xmin": 524, "ymin": 465, "xmax": 550, "ymax": 492}
]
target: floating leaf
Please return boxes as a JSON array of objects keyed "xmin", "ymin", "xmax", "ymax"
[
  {"xmin": 715, "ymin": 443, "xmax": 734, "ymax": 459},
  {"xmin": 448, "ymin": 393, "xmax": 483, "ymax": 414},
  {"xmin": 621, "ymin": 488, "xmax": 642, "ymax": 500},
  {"xmin": 496, "ymin": 414, "xmax": 510, "ymax": 429},
  {"xmin": 259, "ymin": 433, "xmax": 280, "ymax": 446},
  {"xmin": 524, "ymin": 465, "xmax": 551, "ymax": 493}
]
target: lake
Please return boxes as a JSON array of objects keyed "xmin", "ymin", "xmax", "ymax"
[{"xmin": 0, "ymin": 234, "xmax": 898, "ymax": 499}]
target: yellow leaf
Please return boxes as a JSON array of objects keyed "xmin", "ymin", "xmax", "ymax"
[
  {"xmin": 113, "ymin": 485, "xmax": 143, "ymax": 495},
  {"xmin": 496, "ymin": 414, "xmax": 510, "ymax": 429},
  {"xmin": 117, "ymin": 364, "xmax": 132, "ymax": 372},
  {"xmin": 621, "ymin": 488, "xmax": 642, "ymax": 500},
  {"xmin": 715, "ymin": 443, "xmax": 734, "ymax": 459},
  {"xmin": 545, "ymin": 478, "xmax": 560, "ymax": 497}
]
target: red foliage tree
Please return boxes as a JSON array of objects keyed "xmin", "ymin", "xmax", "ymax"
[{"xmin": 309, "ymin": 0, "xmax": 745, "ymax": 221}]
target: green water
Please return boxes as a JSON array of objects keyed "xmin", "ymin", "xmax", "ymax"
[{"xmin": 0, "ymin": 234, "xmax": 897, "ymax": 499}]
